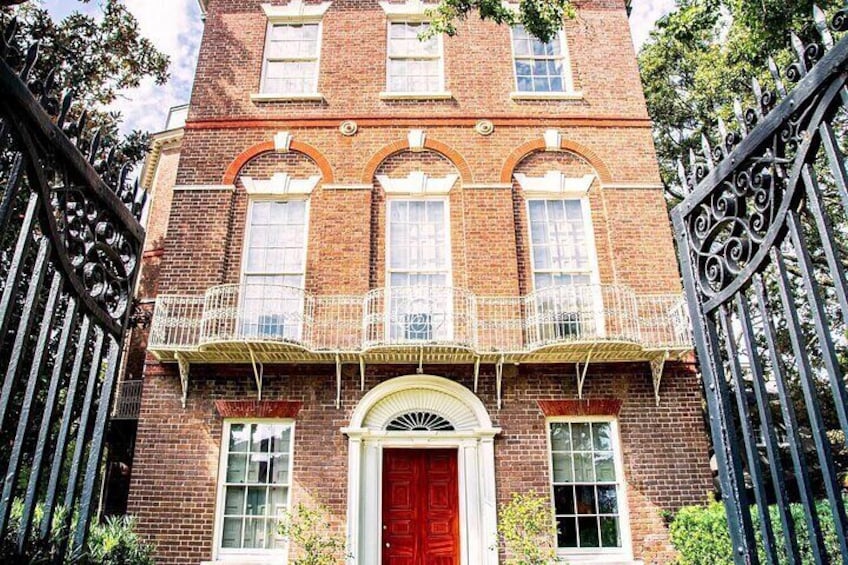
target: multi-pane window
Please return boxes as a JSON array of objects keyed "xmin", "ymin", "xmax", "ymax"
[
  {"xmin": 386, "ymin": 22, "xmax": 442, "ymax": 93},
  {"xmin": 527, "ymin": 199, "xmax": 595, "ymax": 340},
  {"xmin": 549, "ymin": 420, "xmax": 623, "ymax": 551},
  {"xmin": 387, "ymin": 200, "xmax": 450, "ymax": 340},
  {"xmin": 512, "ymin": 25, "xmax": 571, "ymax": 93},
  {"xmin": 242, "ymin": 200, "xmax": 308, "ymax": 340},
  {"xmin": 262, "ymin": 23, "xmax": 320, "ymax": 94},
  {"xmin": 218, "ymin": 421, "xmax": 293, "ymax": 553}
]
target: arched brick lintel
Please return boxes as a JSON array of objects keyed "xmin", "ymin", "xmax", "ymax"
[
  {"xmin": 361, "ymin": 137, "xmax": 474, "ymax": 184},
  {"xmin": 499, "ymin": 139, "xmax": 614, "ymax": 185},
  {"xmin": 222, "ymin": 140, "xmax": 335, "ymax": 184}
]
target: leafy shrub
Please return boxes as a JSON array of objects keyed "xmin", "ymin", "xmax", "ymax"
[
  {"xmin": 496, "ymin": 491, "xmax": 557, "ymax": 565},
  {"xmin": 670, "ymin": 498, "xmax": 848, "ymax": 564},
  {"xmin": 278, "ymin": 502, "xmax": 349, "ymax": 565},
  {"xmin": 0, "ymin": 501, "xmax": 155, "ymax": 564}
]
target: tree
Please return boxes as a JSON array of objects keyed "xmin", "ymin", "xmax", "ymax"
[
  {"xmin": 426, "ymin": 0, "xmax": 573, "ymax": 42},
  {"xmin": 0, "ymin": 0, "xmax": 170, "ymax": 168},
  {"xmin": 638, "ymin": 0, "xmax": 846, "ymax": 198}
]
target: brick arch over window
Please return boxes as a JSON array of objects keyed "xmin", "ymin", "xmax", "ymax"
[
  {"xmin": 361, "ymin": 138, "xmax": 473, "ymax": 184},
  {"xmin": 499, "ymin": 139, "xmax": 613, "ymax": 184},
  {"xmin": 222, "ymin": 140, "xmax": 335, "ymax": 184}
]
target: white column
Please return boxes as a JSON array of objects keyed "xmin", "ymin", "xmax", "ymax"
[
  {"xmin": 361, "ymin": 439, "xmax": 382, "ymax": 564},
  {"xmin": 479, "ymin": 434, "xmax": 499, "ymax": 565},
  {"xmin": 344, "ymin": 434, "xmax": 362, "ymax": 565},
  {"xmin": 461, "ymin": 439, "xmax": 482, "ymax": 565}
]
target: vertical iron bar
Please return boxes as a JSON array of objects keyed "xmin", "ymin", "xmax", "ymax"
[
  {"xmin": 53, "ymin": 327, "xmax": 104, "ymax": 564},
  {"xmin": 0, "ymin": 270, "xmax": 61, "ymax": 535},
  {"xmin": 72, "ymin": 335, "xmax": 121, "ymax": 557},
  {"xmin": 718, "ymin": 305, "xmax": 778, "ymax": 565},
  {"xmin": 17, "ymin": 297, "xmax": 77, "ymax": 552},
  {"xmin": 39, "ymin": 315, "xmax": 90, "ymax": 541},
  {"xmin": 0, "ymin": 194, "xmax": 38, "ymax": 356},
  {"xmin": 0, "ymin": 233, "xmax": 48, "ymax": 431},
  {"xmin": 773, "ymin": 247, "xmax": 848, "ymax": 559},
  {"xmin": 818, "ymin": 121, "xmax": 848, "ymax": 217},
  {"xmin": 0, "ymin": 152, "xmax": 24, "ymax": 235},
  {"xmin": 753, "ymin": 275, "xmax": 827, "ymax": 561},
  {"xmin": 672, "ymin": 210, "xmax": 755, "ymax": 565},
  {"xmin": 736, "ymin": 293, "xmax": 801, "ymax": 565}
]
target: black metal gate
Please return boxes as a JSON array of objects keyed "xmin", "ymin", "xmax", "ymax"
[
  {"xmin": 0, "ymin": 20, "xmax": 145, "ymax": 563},
  {"xmin": 672, "ymin": 6, "xmax": 848, "ymax": 564}
]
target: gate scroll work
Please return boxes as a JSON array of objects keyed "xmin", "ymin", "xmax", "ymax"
[
  {"xmin": 672, "ymin": 6, "xmax": 848, "ymax": 564},
  {"xmin": 0, "ymin": 19, "xmax": 145, "ymax": 562}
]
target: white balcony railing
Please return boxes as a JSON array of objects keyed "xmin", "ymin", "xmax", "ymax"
[{"xmin": 148, "ymin": 283, "xmax": 692, "ymax": 362}]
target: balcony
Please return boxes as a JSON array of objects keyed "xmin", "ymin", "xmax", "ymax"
[{"xmin": 149, "ymin": 283, "xmax": 690, "ymax": 364}]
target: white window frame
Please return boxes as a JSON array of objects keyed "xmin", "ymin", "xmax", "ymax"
[
  {"xmin": 382, "ymin": 20, "xmax": 448, "ymax": 98},
  {"xmin": 509, "ymin": 26, "xmax": 581, "ymax": 100},
  {"xmin": 546, "ymin": 416, "xmax": 633, "ymax": 563},
  {"xmin": 385, "ymin": 196, "xmax": 453, "ymax": 342},
  {"xmin": 212, "ymin": 418, "xmax": 296, "ymax": 562},
  {"xmin": 526, "ymin": 196, "xmax": 604, "ymax": 340},
  {"xmin": 258, "ymin": 21, "xmax": 323, "ymax": 97},
  {"xmin": 239, "ymin": 197, "xmax": 311, "ymax": 341}
]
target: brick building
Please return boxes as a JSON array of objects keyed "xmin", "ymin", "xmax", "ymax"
[{"xmin": 129, "ymin": 0, "xmax": 713, "ymax": 563}]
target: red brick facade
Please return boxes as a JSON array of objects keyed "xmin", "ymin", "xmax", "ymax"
[{"xmin": 127, "ymin": 0, "xmax": 713, "ymax": 563}]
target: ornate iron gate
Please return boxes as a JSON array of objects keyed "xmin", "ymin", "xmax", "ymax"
[
  {"xmin": 0, "ymin": 19, "xmax": 145, "ymax": 562},
  {"xmin": 672, "ymin": 6, "xmax": 848, "ymax": 564}
]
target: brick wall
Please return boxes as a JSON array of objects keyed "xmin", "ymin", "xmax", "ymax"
[{"xmin": 128, "ymin": 362, "xmax": 712, "ymax": 564}]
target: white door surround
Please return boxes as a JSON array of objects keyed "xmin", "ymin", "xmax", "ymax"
[{"xmin": 341, "ymin": 375, "xmax": 501, "ymax": 565}]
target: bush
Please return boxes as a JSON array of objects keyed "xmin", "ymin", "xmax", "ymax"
[
  {"xmin": 496, "ymin": 491, "xmax": 557, "ymax": 565},
  {"xmin": 0, "ymin": 501, "xmax": 155, "ymax": 564},
  {"xmin": 670, "ymin": 498, "xmax": 848, "ymax": 564},
  {"xmin": 278, "ymin": 503, "xmax": 348, "ymax": 565}
]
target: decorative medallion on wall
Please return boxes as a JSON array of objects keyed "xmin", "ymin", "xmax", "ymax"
[
  {"xmin": 340, "ymin": 120, "xmax": 358, "ymax": 136},
  {"xmin": 475, "ymin": 119, "xmax": 494, "ymax": 136},
  {"xmin": 386, "ymin": 411, "xmax": 455, "ymax": 431}
]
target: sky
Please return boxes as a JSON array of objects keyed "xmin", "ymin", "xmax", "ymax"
[{"xmin": 42, "ymin": 0, "xmax": 676, "ymax": 135}]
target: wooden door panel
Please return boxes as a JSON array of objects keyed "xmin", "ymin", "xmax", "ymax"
[{"xmin": 382, "ymin": 449, "xmax": 459, "ymax": 565}]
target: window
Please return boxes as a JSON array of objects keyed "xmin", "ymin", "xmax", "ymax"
[
  {"xmin": 217, "ymin": 421, "xmax": 294, "ymax": 555},
  {"xmin": 386, "ymin": 22, "xmax": 442, "ymax": 93},
  {"xmin": 261, "ymin": 23, "xmax": 320, "ymax": 94},
  {"xmin": 242, "ymin": 200, "xmax": 308, "ymax": 340},
  {"xmin": 527, "ymin": 198, "xmax": 597, "ymax": 340},
  {"xmin": 511, "ymin": 25, "xmax": 572, "ymax": 93},
  {"xmin": 549, "ymin": 419, "xmax": 627, "ymax": 554},
  {"xmin": 387, "ymin": 199, "xmax": 451, "ymax": 340}
]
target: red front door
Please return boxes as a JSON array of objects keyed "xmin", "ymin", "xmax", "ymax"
[{"xmin": 382, "ymin": 449, "xmax": 460, "ymax": 565}]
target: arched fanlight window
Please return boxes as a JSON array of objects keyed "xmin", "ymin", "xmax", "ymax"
[{"xmin": 386, "ymin": 411, "xmax": 455, "ymax": 431}]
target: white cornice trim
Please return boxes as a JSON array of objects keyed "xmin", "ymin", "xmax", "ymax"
[
  {"xmin": 513, "ymin": 171, "xmax": 596, "ymax": 197},
  {"xmin": 173, "ymin": 184, "xmax": 235, "ymax": 192},
  {"xmin": 323, "ymin": 183, "xmax": 373, "ymax": 190},
  {"xmin": 261, "ymin": 0, "xmax": 332, "ymax": 21},
  {"xmin": 377, "ymin": 171, "xmax": 458, "ymax": 195},
  {"xmin": 242, "ymin": 173, "xmax": 320, "ymax": 195}
]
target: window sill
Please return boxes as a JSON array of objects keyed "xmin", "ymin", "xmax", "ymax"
[
  {"xmin": 510, "ymin": 91, "xmax": 584, "ymax": 101},
  {"xmin": 250, "ymin": 92, "xmax": 325, "ymax": 102},
  {"xmin": 556, "ymin": 552, "xmax": 638, "ymax": 564},
  {"xmin": 379, "ymin": 91, "xmax": 453, "ymax": 101}
]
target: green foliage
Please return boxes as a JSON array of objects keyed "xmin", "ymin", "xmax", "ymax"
[
  {"xmin": 278, "ymin": 503, "xmax": 349, "ymax": 565},
  {"xmin": 0, "ymin": 501, "xmax": 155, "ymax": 564},
  {"xmin": 424, "ymin": 0, "xmax": 574, "ymax": 43},
  {"xmin": 0, "ymin": 0, "xmax": 170, "ymax": 167},
  {"xmin": 496, "ymin": 491, "xmax": 557, "ymax": 565},
  {"xmin": 669, "ymin": 499, "xmax": 848, "ymax": 564},
  {"xmin": 638, "ymin": 0, "xmax": 846, "ymax": 196}
]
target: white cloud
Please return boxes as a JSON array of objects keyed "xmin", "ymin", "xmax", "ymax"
[
  {"xmin": 105, "ymin": 0, "xmax": 203, "ymax": 134},
  {"xmin": 629, "ymin": 0, "xmax": 677, "ymax": 51}
]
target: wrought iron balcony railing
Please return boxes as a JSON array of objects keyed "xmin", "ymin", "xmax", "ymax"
[{"xmin": 148, "ymin": 283, "xmax": 691, "ymax": 364}]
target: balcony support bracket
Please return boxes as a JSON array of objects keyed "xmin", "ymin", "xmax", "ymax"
[
  {"xmin": 495, "ymin": 356, "xmax": 505, "ymax": 410},
  {"xmin": 473, "ymin": 356, "xmax": 481, "ymax": 393},
  {"xmin": 575, "ymin": 347, "xmax": 594, "ymax": 399},
  {"xmin": 175, "ymin": 352, "xmax": 190, "ymax": 409},
  {"xmin": 417, "ymin": 347, "xmax": 424, "ymax": 374},
  {"xmin": 359, "ymin": 356, "xmax": 366, "ymax": 391},
  {"xmin": 650, "ymin": 350, "xmax": 669, "ymax": 407},
  {"xmin": 247, "ymin": 343, "xmax": 264, "ymax": 401},
  {"xmin": 336, "ymin": 355, "xmax": 342, "ymax": 409}
]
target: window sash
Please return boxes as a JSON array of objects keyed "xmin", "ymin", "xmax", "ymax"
[
  {"xmin": 548, "ymin": 419, "xmax": 626, "ymax": 553},
  {"xmin": 512, "ymin": 25, "xmax": 570, "ymax": 92},
  {"xmin": 527, "ymin": 198, "xmax": 594, "ymax": 287},
  {"xmin": 386, "ymin": 22, "xmax": 443, "ymax": 92},
  {"xmin": 261, "ymin": 23, "xmax": 320, "ymax": 93},
  {"xmin": 217, "ymin": 420, "xmax": 295, "ymax": 555}
]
